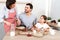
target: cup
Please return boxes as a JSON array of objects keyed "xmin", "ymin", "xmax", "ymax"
[
  {"xmin": 49, "ymin": 29, "xmax": 56, "ymax": 35},
  {"xmin": 10, "ymin": 24, "xmax": 15, "ymax": 36},
  {"xmin": 33, "ymin": 30, "xmax": 36, "ymax": 34}
]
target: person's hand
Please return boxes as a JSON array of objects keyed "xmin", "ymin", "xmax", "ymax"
[
  {"xmin": 44, "ymin": 28, "xmax": 49, "ymax": 32},
  {"xmin": 16, "ymin": 19, "xmax": 21, "ymax": 26},
  {"xmin": 6, "ymin": 22, "xmax": 12, "ymax": 26},
  {"xmin": 4, "ymin": 21, "xmax": 11, "ymax": 26}
]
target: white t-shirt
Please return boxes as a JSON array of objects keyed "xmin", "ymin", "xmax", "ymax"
[{"xmin": 35, "ymin": 23, "xmax": 49, "ymax": 29}]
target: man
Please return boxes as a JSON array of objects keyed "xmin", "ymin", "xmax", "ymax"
[{"xmin": 18, "ymin": 3, "xmax": 37, "ymax": 31}]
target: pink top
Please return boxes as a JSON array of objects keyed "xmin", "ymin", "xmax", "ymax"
[{"xmin": 4, "ymin": 9, "xmax": 17, "ymax": 33}]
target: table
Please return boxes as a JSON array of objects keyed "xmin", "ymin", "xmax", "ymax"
[{"xmin": 3, "ymin": 30, "xmax": 60, "ymax": 40}]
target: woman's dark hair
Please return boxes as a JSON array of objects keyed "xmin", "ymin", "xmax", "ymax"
[
  {"xmin": 6, "ymin": 0, "xmax": 16, "ymax": 9},
  {"xmin": 41, "ymin": 15, "xmax": 47, "ymax": 20},
  {"xmin": 26, "ymin": 3, "xmax": 33, "ymax": 9}
]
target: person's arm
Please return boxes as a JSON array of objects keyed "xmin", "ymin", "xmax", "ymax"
[
  {"xmin": 0, "ymin": 7, "xmax": 10, "ymax": 26},
  {"xmin": 0, "ymin": 7, "xmax": 5, "ymax": 22},
  {"xmin": 4, "ymin": 20, "xmax": 12, "ymax": 26},
  {"xmin": 16, "ymin": 12, "xmax": 21, "ymax": 26},
  {"xmin": 35, "ymin": 23, "xmax": 42, "ymax": 32},
  {"xmin": 44, "ymin": 24, "xmax": 50, "ymax": 32},
  {"xmin": 33, "ymin": 18, "xmax": 37, "ymax": 26},
  {"xmin": 16, "ymin": 18, "xmax": 21, "ymax": 26},
  {"xmin": 31, "ymin": 18, "xmax": 37, "ymax": 31}
]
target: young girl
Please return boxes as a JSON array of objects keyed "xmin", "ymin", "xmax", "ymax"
[{"xmin": 32, "ymin": 15, "xmax": 50, "ymax": 34}]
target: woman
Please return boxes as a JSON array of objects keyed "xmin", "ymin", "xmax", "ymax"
[{"xmin": 3, "ymin": 0, "xmax": 18, "ymax": 33}]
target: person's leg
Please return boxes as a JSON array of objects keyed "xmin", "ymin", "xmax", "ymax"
[{"xmin": 0, "ymin": 22, "xmax": 5, "ymax": 40}]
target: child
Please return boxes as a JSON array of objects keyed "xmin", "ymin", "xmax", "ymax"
[{"xmin": 32, "ymin": 15, "xmax": 50, "ymax": 35}]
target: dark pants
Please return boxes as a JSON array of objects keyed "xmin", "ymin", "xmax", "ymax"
[{"xmin": 0, "ymin": 22, "xmax": 5, "ymax": 40}]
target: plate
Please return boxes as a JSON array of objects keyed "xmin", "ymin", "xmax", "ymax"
[{"xmin": 32, "ymin": 32, "xmax": 43, "ymax": 37}]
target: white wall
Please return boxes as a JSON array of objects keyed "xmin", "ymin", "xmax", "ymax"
[
  {"xmin": 0, "ymin": 3, "xmax": 5, "ymax": 11},
  {"xmin": 50, "ymin": 0, "xmax": 60, "ymax": 21},
  {"xmin": 32, "ymin": 0, "xmax": 46, "ymax": 20},
  {"xmin": 0, "ymin": 3, "xmax": 25, "ymax": 14},
  {"xmin": 0, "ymin": 0, "xmax": 46, "ymax": 20},
  {"xmin": 0, "ymin": 0, "xmax": 32, "ymax": 14}
]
